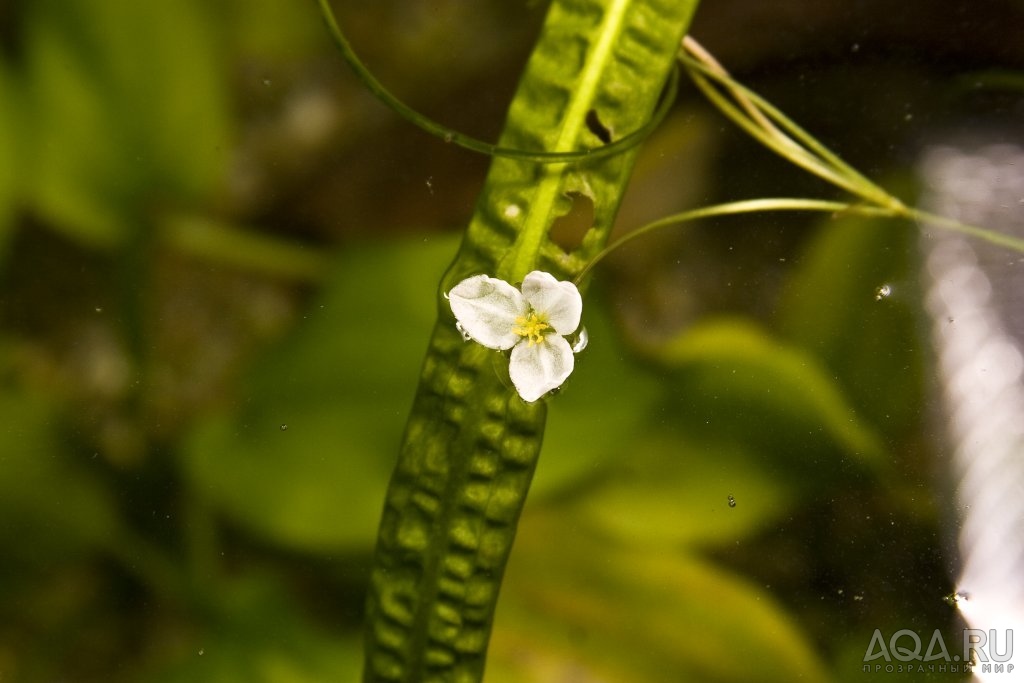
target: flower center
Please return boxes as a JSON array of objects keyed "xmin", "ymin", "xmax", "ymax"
[{"xmin": 513, "ymin": 311, "xmax": 550, "ymax": 346}]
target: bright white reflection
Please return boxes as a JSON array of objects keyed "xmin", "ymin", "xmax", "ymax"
[{"xmin": 920, "ymin": 142, "xmax": 1024, "ymax": 681}]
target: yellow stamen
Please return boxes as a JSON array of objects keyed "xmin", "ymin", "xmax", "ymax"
[{"xmin": 513, "ymin": 312, "xmax": 550, "ymax": 346}]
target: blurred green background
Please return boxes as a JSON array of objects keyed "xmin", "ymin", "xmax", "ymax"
[{"xmin": 1, "ymin": 0, "xmax": 1022, "ymax": 680}]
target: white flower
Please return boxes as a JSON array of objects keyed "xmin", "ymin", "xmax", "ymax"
[{"xmin": 447, "ymin": 271, "xmax": 584, "ymax": 402}]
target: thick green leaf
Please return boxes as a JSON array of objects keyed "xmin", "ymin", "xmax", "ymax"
[
  {"xmin": 24, "ymin": 0, "xmax": 230, "ymax": 246},
  {"xmin": 778, "ymin": 212, "xmax": 923, "ymax": 434},
  {"xmin": 180, "ymin": 236, "xmax": 457, "ymax": 552},
  {"xmin": 650, "ymin": 318, "xmax": 888, "ymax": 477},
  {"xmin": 361, "ymin": 0, "xmax": 702, "ymax": 676},
  {"xmin": 488, "ymin": 511, "xmax": 832, "ymax": 683}
]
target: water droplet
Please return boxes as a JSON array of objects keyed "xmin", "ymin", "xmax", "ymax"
[
  {"xmin": 504, "ymin": 204, "xmax": 522, "ymax": 219},
  {"xmin": 727, "ymin": 494, "xmax": 737, "ymax": 508},
  {"xmin": 198, "ymin": 648, "xmax": 205, "ymax": 656},
  {"xmin": 944, "ymin": 591, "xmax": 970, "ymax": 607},
  {"xmin": 874, "ymin": 284, "xmax": 892, "ymax": 301},
  {"xmin": 443, "ymin": 133, "xmax": 453, "ymax": 144},
  {"xmin": 262, "ymin": 78, "xmax": 271, "ymax": 87},
  {"xmin": 571, "ymin": 326, "xmax": 589, "ymax": 353},
  {"xmin": 280, "ymin": 424, "xmax": 288, "ymax": 431},
  {"xmin": 455, "ymin": 321, "xmax": 473, "ymax": 341},
  {"xmin": 94, "ymin": 306, "xmax": 103, "ymax": 313}
]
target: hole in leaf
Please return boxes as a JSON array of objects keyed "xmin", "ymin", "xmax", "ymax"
[
  {"xmin": 585, "ymin": 109, "xmax": 612, "ymax": 144},
  {"xmin": 549, "ymin": 192, "xmax": 594, "ymax": 252}
]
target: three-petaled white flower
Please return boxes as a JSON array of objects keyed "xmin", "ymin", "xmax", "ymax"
[{"xmin": 447, "ymin": 271, "xmax": 584, "ymax": 403}]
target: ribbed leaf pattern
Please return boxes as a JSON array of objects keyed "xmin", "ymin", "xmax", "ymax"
[{"xmin": 363, "ymin": 0, "xmax": 699, "ymax": 680}]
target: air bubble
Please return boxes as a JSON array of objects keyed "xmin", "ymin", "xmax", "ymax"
[
  {"xmin": 874, "ymin": 284, "xmax": 892, "ymax": 301},
  {"xmin": 280, "ymin": 424, "xmax": 288, "ymax": 431},
  {"xmin": 571, "ymin": 326, "xmax": 589, "ymax": 353},
  {"xmin": 727, "ymin": 494, "xmax": 737, "ymax": 508}
]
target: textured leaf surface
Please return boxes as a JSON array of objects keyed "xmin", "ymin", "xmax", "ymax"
[{"xmin": 362, "ymin": 0, "xmax": 700, "ymax": 680}]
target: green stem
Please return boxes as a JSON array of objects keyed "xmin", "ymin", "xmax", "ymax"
[
  {"xmin": 679, "ymin": 43, "xmax": 902, "ymax": 210},
  {"xmin": 316, "ymin": 0, "xmax": 676, "ymax": 164},
  {"xmin": 575, "ymin": 198, "xmax": 893, "ymax": 282},
  {"xmin": 905, "ymin": 206, "xmax": 1024, "ymax": 252},
  {"xmin": 575, "ymin": 196, "xmax": 1024, "ymax": 283}
]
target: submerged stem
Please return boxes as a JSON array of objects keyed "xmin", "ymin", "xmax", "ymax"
[
  {"xmin": 316, "ymin": 0, "xmax": 677, "ymax": 164},
  {"xmin": 575, "ymin": 198, "xmax": 891, "ymax": 283},
  {"xmin": 679, "ymin": 37, "xmax": 903, "ymax": 211}
]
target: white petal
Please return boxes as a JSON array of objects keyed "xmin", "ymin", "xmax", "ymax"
[
  {"xmin": 509, "ymin": 335, "xmax": 574, "ymax": 402},
  {"xmin": 448, "ymin": 274, "xmax": 527, "ymax": 350},
  {"xmin": 521, "ymin": 271, "xmax": 582, "ymax": 335}
]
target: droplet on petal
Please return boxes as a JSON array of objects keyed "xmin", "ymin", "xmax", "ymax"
[
  {"xmin": 455, "ymin": 321, "xmax": 473, "ymax": 341},
  {"xmin": 571, "ymin": 326, "xmax": 589, "ymax": 353}
]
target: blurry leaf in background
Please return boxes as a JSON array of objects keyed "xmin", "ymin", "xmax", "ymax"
[
  {"xmin": 568, "ymin": 432, "xmax": 798, "ymax": 547},
  {"xmin": 23, "ymin": 0, "xmax": 230, "ymax": 247},
  {"xmin": 534, "ymin": 301, "xmax": 663, "ymax": 498},
  {"xmin": 218, "ymin": 0, "xmax": 327, "ymax": 63},
  {"xmin": 180, "ymin": 236, "xmax": 458, "ymax": 553},
  {"xmin": 0, "ymin": 62, "xmax": 17, "ymax": 265},
  {"xmin": 489, "ymin": 511, "xmax": 831, "ymax": 683},
  {"xmin": 0, "ymin": 381, "xmax": 119, "ymax": 591},
  {"xmin": 158, "ymin": 213, "xmax": 330, "ymax": 283},
  {"xmin": 153, "ymin": 574, "xmax": 361, "ymax": 683},
  {"xmin": 778, "ymin": 212, "xmax": 923, "ymax": 436},
  {"xmin": 0, "ymin": 368, "xmax": 124, "ymax": 680},
  {"xmin": 651, "ymin": 318, "xmax": 889, "ymax": 477}
]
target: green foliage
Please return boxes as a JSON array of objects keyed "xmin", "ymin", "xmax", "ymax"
[
  {"xmin": 181, "ymin": 237, "xmax": 455, "ymax": 551},
  {"xmin": 0, "ymin": 0, "xmax": 981, "ymax": 681},
  {"xmin": 779, "ymin": 211, "xmax": 924, "ymax": 435},
  {"xmin": 653, "ymin": 318, "xmax": 888, "ymax": 475},
  {"xmin": 537, "ymin": 304, "xmax": 662, "ymax": 497},
  {"xmin": 22, "ymin": 0, "xmax": 230, "ymax": 247},
  {"xmin": 153, "ymin": 576, "xmax": 362, "ymax": 683},
  {"xmin": 0, "ymin": 64, "xmax": 17, "ymax": 264},
  {"xmin": 491, "ymin": 512, "xmax": 832, "ymax": 683},
  {"xmin": 360, "ymin": 0, "xmax": 701, "ymax": 680},
  {"xmin": 0, "ymin": 387, "xmax": 119, "ymax": 563}
]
